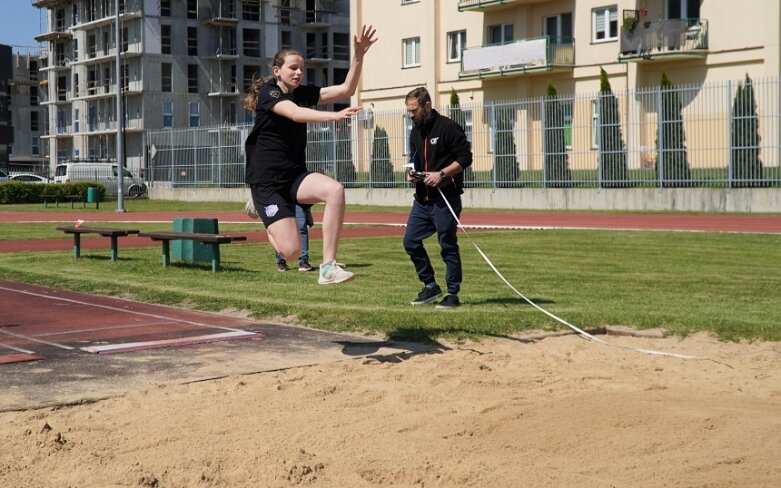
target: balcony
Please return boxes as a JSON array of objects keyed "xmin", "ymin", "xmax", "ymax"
[
  {"xmin": 459, "ymin": 36, "xmax": 574, "ymax": 80},
  {"xmin": 35, "ymin": 26, "xmax": 72, "ymax": 43},
  {"xmin": 32, "ymin": 0, "xmax": 69, "ymax": 8},
  {"xmin": 205, "ymin": 47, "xmax": 239, "ymax": 60},
  {"xmin": 458, "ymin": 0, "xmax": 552, "ymax": 12},
  {"xmin": 619, "ymin": 18, "xmax": 708, "ymax": 61}
]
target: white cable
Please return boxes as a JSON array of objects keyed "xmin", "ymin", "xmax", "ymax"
[{"xmin": 436, "ymin": 187, "xmax": 726, "ymax": 364}]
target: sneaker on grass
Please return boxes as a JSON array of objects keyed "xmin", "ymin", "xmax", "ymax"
[
  {"xmin": 436, "ymin": 295, "xmax": 460, "ymax": 309},
  {"xmin": 410, "ymin": 285, "xmax": 442, "ymax": 305},
  {"xmin": 277, "ymin": 260, "xmax": 288, "ymax": 272},
  {"xmin": 318, "ymin": 262, "xmax": 354, "ymax": 285},
  {"xmin": 298, "ymin": 260, "xmax": 314, "ymax": 272}
]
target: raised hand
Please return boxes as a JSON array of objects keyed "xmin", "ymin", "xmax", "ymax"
[{"xmin": 353, "ymin": 24, "xmax": 378, "ymax": 58}]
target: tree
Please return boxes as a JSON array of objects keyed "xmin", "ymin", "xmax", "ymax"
[
  {"xmin": 730, "ymin": 74, "xmax": 763, "ymax": 187},
  {"xmin": 543, "ymin": 82, "xmax": 572, "ymax": 187},
  {"xmin": 449, "ymin": 88, "xmax": 477, "ymax": 187},
  {"xmin": 597, "ymin": 68, "xmax": 629, "ymax": 187},
  {"xmin": 493, "ymin": 104, "xmax": 519, "ymax": 187},
  {"xmin": 334, "ymin": 120, "xmax": 357, "ymax": 187},
  {"xmin": 655, "ymin": 72, "xmax": 691, "ymax": 186},
  {"xmin": 370, "ymin": 125, "xmax": 394, "ymax": 188}
]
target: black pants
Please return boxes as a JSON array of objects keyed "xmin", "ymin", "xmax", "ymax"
[{"xmin": 403, "ymin": 196, "xmax": 462, "ymax": 295}]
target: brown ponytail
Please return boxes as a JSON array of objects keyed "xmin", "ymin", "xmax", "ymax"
[{"xmin": 242, "ymin": 49, "xmax": 304, "ymax": 113}]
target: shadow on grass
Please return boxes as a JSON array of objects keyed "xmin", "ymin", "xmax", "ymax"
[{"xmin": 473, "ymin": 296, "xmax": 555, "ymax": 306}]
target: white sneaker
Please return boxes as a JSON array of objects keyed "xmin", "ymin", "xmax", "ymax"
[
  {"xmin": 318, "ymin": 262, "xmax": 354, "ymax": 285},
  {"xmin": 245, "ymin": 198, "xmax": 259, "ymax": 219}
]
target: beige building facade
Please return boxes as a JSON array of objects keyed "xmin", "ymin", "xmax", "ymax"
[{"xmin": 350, "ymin": 0, "xmax": 780, "ymax": 111}]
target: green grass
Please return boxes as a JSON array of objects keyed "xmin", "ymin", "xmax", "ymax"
[{"xmin": 0, "ymin": 222, "xmax": 778, "ymax": 342}]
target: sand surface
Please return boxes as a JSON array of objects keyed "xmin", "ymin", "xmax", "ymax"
[{"xmin": 1, "ymin": 331, "xmax": 780, "ymax": 487}]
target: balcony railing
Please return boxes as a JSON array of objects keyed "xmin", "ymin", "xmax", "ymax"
[
  {"xmin": 460, "ymin": 36, "xmax": 574, "ymax": 79},
  {"xmin": 458, "ymin": 0, "xmax": 549, "ymax": 12},
  {"xmin": 620, "ymin": 18, "xmax": 708, "ymax": 60}
]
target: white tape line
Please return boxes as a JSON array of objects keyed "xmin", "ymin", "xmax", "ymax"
[
  {"xmin": 81, "ymin": 330, "xmax": 257, "ymax": 354},
  {"xmin": 436, "ymin": 187, "xmax": 720, "ymax": 363}
]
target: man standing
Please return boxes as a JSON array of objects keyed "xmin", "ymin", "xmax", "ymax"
[{"xmin": 403, "ymin": 87, "xmax": 472, "ymax": 309}]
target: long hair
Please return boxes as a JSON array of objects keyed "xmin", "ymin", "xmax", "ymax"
[{"xmin": 241, "ymin": 49, "xmax": 303, "ymax": 112}]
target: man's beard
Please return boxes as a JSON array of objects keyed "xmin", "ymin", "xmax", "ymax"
[{"xmin": 413, "ymin": 111, "xmax": 433, "ymax": 130}]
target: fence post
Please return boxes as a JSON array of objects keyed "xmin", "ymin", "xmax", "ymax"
[
  {"xmin": 656, "ymin": 85, "xmax": 663, "ymax": 190},
  {"xmin": 489, "ymin": 101, "xmax": 496, "ymax": 189},
  {"xmin": 540, "ymin": 96, "xmax": 547, "ymax": 188},
  {"xmin": 726, "ymin": 79, "xmax": 733, "ymax": 189}
]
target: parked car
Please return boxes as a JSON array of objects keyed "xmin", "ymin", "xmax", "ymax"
[
  {"xmin": 0, "ymin": 168, "xmax": 7, "ymax": 182},
  {"xmin": 9, "ymin": 173, "xmax": 51, "ymax": 183},
  {"xmin": 54, "ymin": 162, "xmax": 148, "ymax": 197}
]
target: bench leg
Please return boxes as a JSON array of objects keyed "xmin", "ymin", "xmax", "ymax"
[
  {"xmin": 210, "ymin": 244, "xmax": 221, "ymax": 272},
  {"xmin": 161, "ymin": 240, "xmax": 170, "ymax": 268},
  {"xmin": 110, "ymin": 235, "xmax": 118, "ymax": 262},
  {"xmin": 72, "ymin": 234, "xmax": 81, "ymax": 258}
]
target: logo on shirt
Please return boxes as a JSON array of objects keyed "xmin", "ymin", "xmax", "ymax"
[
  {"xmin": 264, "ymin": 204, "xmax": 279, "ymax": 218},
  {"xmin": 270, "ymin": 90, "xmax": 281, "ymax": 99},
  {"xmin": 430, "ymin": 137, "xmax": 439, "ymax": 145}
]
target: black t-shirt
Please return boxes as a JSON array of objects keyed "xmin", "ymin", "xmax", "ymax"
[{"xmin": 245, "ymin": 79, "xmax": 321, "ymax": 187}]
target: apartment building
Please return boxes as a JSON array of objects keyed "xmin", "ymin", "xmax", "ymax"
[
  {"xmin": 350, "ymin": 0, "xmax": 780, "ymax": 108},
  {"xmin": 8, "ymin": 51, "xmax": 49, "ymax": 173},
  {"xmin": 0, "ymin": 45, "xmax": 12, "ymax": 174},
  {"xmin": 33, "ymin": 0, "xmax": 351, "ymax": 177}
]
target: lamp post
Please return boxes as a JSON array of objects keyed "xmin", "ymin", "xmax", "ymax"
[{"xmin": 115, "ymin": 0, "xmax": 126, "ymax": 212}]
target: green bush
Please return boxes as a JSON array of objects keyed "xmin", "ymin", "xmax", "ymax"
[{"xmin": 0, "ymin": 181, "xmax": 106, "ymax": 204}]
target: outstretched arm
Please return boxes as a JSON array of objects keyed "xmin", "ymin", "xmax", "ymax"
[
  {"xmin": 272, "ymin": 100, "xmax": 360, "ymax": 123},
  {"xmin": 319, "ymin": 24, "xmax": 378, "ymax": 105}
]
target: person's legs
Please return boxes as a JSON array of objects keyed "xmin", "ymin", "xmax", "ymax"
[
  {"xmin": 266, "ymin": 217, "xmax": 300, "ymax": 263},
  {"xmin": 295, "ymin": 206, "xmax": 310, "ymax": 263},
  {"xmin": 295, "ymin": 172, "xmax": 344, "ymax": 263},
  {"xmin": 433, "ymin": 197, "xmax": 462, "ymax": 296},
  {"xmin": 403, "ymin": 200, "xmax": 437, "ymax": 286}
]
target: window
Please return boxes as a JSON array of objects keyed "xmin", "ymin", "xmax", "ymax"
[
  {"xmin": 281, "ymin": 30, "xmax": 292, "ymax": 50},
  {"xmin": 243, "ymin": 29, "xmax": 260, "ymax": 57},
  {"xmin": 592, "ymin": 6, "xmax": 618, "ymax": 42},
  {"xmin": 447, "ymin": 30, "xmax": 466, "ymax": 63},
  {"xmin": 162, "ymin": 100, "xmax": 173, "ymax": 128},
  {"xmin": 189, "ymin": 101, "xmax": 200, "ymax": 127},
  {"xmin": 73, "ymin": 108, "xmax": 79, "ymax": 133},
  {"xmin": 32, "ymin": 137, "xmax": 40, "ymax": 155},
  {"xmin": 187, "ymin": 0, "xmax": 197, "ymax": 19},
  {"xmin": 488, "ymin": 24, "xmax": 513, "ymax": 45},
  {"xmin": 242, "ymin": 0, "xmax": 260, "ymax": 21},
  {"xmin": 161, "ymin": 63, "xmax": 172, "ymax": 92},
  {"xmin": 545, "ymin": 13, "xmax": 573, "ymax": 44},
  {"xmin": 30, "ymin": 86, "xmax": 38, "ymax": 106},
  {"xmin": 188, "ymin": 64, "xmax": 198, "ymax": 93},
  {"xmin": 73, "ymin": 73, "xmax": 79, "ymax": 96},
  {"xmin": 187, "ymin": 27, "xmax": 198, "ymax": 55},
  {"xmin": 333, "ymin": 32, "xmax": 349, "ymax": 60},
  {"xmin": 122, "ymin": 26, "xmax": 129, "ymax": 52},
  {"xmin": 161, "ymin": 25, "xmax": 171, "ymax": 54},
  {"xmin": 667, "ymin": 0, "xmax": 700, "ymax": 19},
  {"xmin": 73, "ymin": 39, "xmax": 79, "ymax": 62},
  {"xmin": 31, "ymin": 111, "xmax": 40, "ymax": 131},
  {"xmin": 402, "ymin": 37, "xmax": 421, "ymax": 68}
]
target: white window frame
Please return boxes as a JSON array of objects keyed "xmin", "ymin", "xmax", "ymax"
[
  {"xmin": 592, "ymin": 6, "xmax": 618, "ymax": 43},
  {"xmin": 447, "ymin": 30, "xmax": 466, "ymax": 63},
  {"xmin": 402, "ymin": 37, "xmax": 421, "ymax": 68},
  {"xmin": 488, "ymin": 23, "xmax": 513, "ymax": 45},
  {"xmin": 162, "ymin": 100, "xmax": 173, "ymax": 128},
  {"xmin": 189, "ymin": 100, "xmax": 199, "ymax": 128}
]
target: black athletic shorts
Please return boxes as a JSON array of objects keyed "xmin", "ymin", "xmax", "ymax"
[{"xmin": 249, "ymin": 171, "xmax": 313, "ymax": 228}]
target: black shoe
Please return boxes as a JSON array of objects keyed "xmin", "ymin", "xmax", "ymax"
[
  {"xmin": 436, "ymin": 295, "xmax": 460, "ymax": 309},
  {"xmin": 410, "ymin": 285, "xmax": 442, "ymax": 305},
  {"xmin": 277, "ymin": 260, "xmax": 288, "ymax": 272}
]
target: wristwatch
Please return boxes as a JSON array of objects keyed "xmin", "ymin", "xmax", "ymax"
[{"xmin": 439, "ymin": 171, "xmax": 447, "ymax": 180}]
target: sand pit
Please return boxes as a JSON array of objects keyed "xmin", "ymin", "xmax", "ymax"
[{"xmin": 1, "ymin": 331, "xmax": 780, "ymax": 487}]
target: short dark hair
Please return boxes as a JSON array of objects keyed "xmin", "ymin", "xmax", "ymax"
[{"xmin": 406, "ymin": 86, "xmax": 431, "ymax": 106}]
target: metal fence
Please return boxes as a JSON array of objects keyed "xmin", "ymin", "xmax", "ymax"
[{"xmin": 146, "ymin": 76, "xmax": 781, "ymax": 189}]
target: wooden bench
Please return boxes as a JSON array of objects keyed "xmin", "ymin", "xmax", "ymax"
[
  {"xmin": 56, "ymin": 226, "xmax": 141, "ymax": 261},
  {"xmin": 138, "ymin": 231, "xmax": 247, "ymax": 272},
  {"xmin": 44, "ymin": 194, "xmax": 94, "ymax": 209}
]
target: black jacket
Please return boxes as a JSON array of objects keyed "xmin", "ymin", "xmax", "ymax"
[{"xmin": 409, "ymin": 109, "xmax": 472, "ymax": 203}]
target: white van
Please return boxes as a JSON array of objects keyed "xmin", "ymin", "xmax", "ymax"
[{"xmin": 54, "ymin": 163, "xmax": 147, "ymax": 197}]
